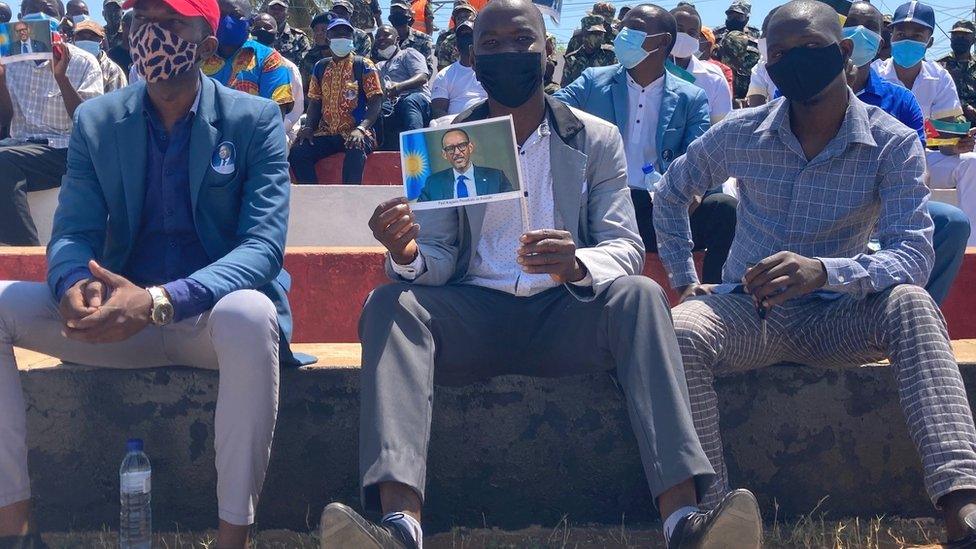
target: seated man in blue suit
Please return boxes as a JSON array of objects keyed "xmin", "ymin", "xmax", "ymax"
[
  {"xmin": 418, "ymin": 128, "xmax": 515, "ymax": 201},
  {"xmin": 555, "ymin": 4, "xmax": 738, "ymax": 283},
  {"xmin": 0, "ymin": 0, "xmax": 291, "ymax": 547}
]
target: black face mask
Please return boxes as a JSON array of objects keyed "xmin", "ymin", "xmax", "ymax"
[
  {"xmin": 951, "ymin": 37, "xmax": 973, "ymax": 55},
  {"xmin": 389, "ymin": 13, "xmax": 412, "ymax": 27},
  {"xmin": 725, "ymin": 18, "xmax": 746, "ymax": 31},
  {"xmin": 253, "ymin": 28, "xmax": 276, "ymax": 46},
  {"xmin": 474, "ymin": 51, "xmax": 543, "ymax": 108},
  {"xmin": 766, "ymin": 42, "xmax": 844, "ymax": 103}
]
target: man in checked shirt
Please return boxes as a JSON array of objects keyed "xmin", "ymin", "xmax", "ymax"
[{"xmin": 653, "ymin": 0, "xmax": 976, "ymax": 545}]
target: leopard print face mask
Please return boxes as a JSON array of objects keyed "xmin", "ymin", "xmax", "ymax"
[{"xmin": 130, "ymin": 23, "xmax": 199, "ymax": 83}]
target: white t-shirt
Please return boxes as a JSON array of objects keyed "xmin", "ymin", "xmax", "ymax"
[
  {"xmin": 875, "ymin": 58, "xmax": 963, "ymax": 120},
  {"xmin": 430, "ymin": 61, "xmax": 486, "ymax": 115},
  {"xmin": 683, "ymin": 55, "xmax": 733, "ymax": 123},
  {"xmin": 747, "ymin": 61, "xmax": 778, "ymax": 100}
]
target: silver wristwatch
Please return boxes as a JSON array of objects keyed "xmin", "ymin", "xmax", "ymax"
[{"xmin": 147, "ymin": 286, "xmax": 174, "ymax": 326}]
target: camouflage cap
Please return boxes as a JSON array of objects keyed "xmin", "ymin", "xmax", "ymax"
[
  {"xmin": 452, "ymin": 2, "xmax": 476, "ymax": 15},
  {"xmin": 952, "ymin": 20, "xmax": 976, "ymax": 34},
  {"xmin": 591, "ymin": 1, "xmax": 615, "ymax": 18},
  {"xmin": 726, "ymin": 0, "xmax": 751, "ymax": 15},
  {"xmin": 581, "ymin": 14, "xmax": 606, "ymax": 32}
]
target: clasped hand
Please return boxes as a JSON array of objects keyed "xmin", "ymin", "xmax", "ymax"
[{"xmin": 59, "ymin": 260, "xmax": 152, "ymax": 344}]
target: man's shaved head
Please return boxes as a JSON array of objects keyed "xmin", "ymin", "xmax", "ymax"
[
  {"xmin": 845, "ymin": 1, "xmax": 882, "ymax": 32},
  {"xmin": 622, "ymin": 4, "xmax": 677, "ymax": 55},
  {"xmin": 769, "ymin": 0, "xmax": 842, "ymax": 42},
  {"xmin": 473, "ymin": 0, "xmax": 546, "ymax": 46}
]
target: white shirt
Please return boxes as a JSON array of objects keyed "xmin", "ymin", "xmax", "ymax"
[
  {"xmin": 392, "ymin": 119, "xmax": 593, "ymax": 295},
  {"xmin": 4, "ymin": 43, "xmax": 104, "ymax": 148},
  {"xmin": 747, "ymin": 61, "xmax": 778, "ymax": 100},
  {"xmin": 625, "ymin": 74, "xmax": 664, "ymax": 190},
  {"xmin": 452, "ymin": 164, "xmax": 477, "ymax": 198},
  {"xmin": 430, "ymin": 61, "xmax": 486, "ymax": 115},
  {"xmin": 682, "ymin": 55, "xmax": 733, "ymax": 123},
  {"xmin": 280, "ymin": 56, "xmax": 305, "ymax": 142},
  {"xmin": 876, "ymin": 58, "xmax": 963, "ymax": 120}
]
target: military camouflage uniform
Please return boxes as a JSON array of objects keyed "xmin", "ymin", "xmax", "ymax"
[
  {"xmin": 565, "ymin": 16, "xmax": 617, "ymax": 52},
  {"xmin": 561, "ymin": 43, "xmax": 617, "ymax": 87},
  {"xmin": 719, "ymin": 30, "xmax": 760, "ymax": 99},
  {"xmin": 435, "ymin": 31, "xmax": 459, "ymax": 71},
  {"xmin": 400, "ymin": 27, "xmax": 435, "ymax": 73},
  {"xmin": 273, "ymin": 24, "xmax": 312, "ymax": 68},
  {"xmin": 350, "ymin": 0, "xmax": 381, "ymax": 30},
  {"xmin": 939, "ymin": 52, "xmax": 976, "ymax": 121},
  {"xmin": 712, "ymin": 24, "xmax": 760, "ymax": 45}
]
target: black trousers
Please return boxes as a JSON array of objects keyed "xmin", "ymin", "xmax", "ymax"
[
  {"xmin": 0, "ymin": 143, "xmax": 67, "ymax": 246},
  {"xmin": 631, "ymin": 189, "xmax": 737, "ymax": 284}
]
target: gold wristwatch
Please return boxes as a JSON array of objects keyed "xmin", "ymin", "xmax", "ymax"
[{"xmin": 147, "ymin": 286, "xmax": 174, "ymax": 326}]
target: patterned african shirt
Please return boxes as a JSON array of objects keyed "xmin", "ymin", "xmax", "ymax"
[
  {"xmin": 308, "ymin": 55, "xmax": 383, "ymax": 137},
  {"xmin": 202, "ymin": 39, "xmax": 294, "ymax": 107},
  {"xmin": 273, "ymin": 24, "xmax": 312, "ymax": 68}
]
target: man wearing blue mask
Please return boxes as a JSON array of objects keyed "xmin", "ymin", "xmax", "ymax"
[
  {"xmin": 71, "ymin": 19, "xmax": 127, "ymax": 92},
  {"xmin": 876, "ymin": 1, "xmax": 976, "ymax": 247},
  {"xmin": 843, "ymin": 0, "xmax": 971, "ymax": 306},
  {"xmin": 0, "ymin": 0, "xmax": 103, "ymax": 246},
  {"xmin": 201, "ymin": 0, "xmax": 294, "ymax": 115},
  {"xmin": 656, "ymin": 1, "xmax": 976, "ymax": 545},
  {"xmin": 556, "ymin": 4, "xmax": 738, "ymax": 285}
]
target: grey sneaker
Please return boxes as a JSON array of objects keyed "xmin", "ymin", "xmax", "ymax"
[
  {"xmin": 320, "ymin": 502, "xmax": 419, "ymax": 549},
  {"xmin": 668, "ymin": 489, "xmax": 763, "ymax": 548}
]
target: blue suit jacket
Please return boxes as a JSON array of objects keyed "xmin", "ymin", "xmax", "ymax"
[
  {"xmin": 47, "ymin": 76, "xmax": 297, "ymax": 364},
  {"xmin": 418, "ymin": 165, "xmax": 514, "ymax": 202},
  {"xmin": 554, "ymin": 65, "xmax": 710, "ymax": 174}
]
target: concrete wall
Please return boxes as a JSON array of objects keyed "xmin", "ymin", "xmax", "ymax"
[
  {"xmin": 26, "ymin": 186, "xmax": 963, "ymax": 247},
  {"xmin": 21, "ymin": 360, "xmax": 963, "ymax": 533}
]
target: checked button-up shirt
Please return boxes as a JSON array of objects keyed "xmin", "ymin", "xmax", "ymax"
[{"xmin": 653, "ymin": 91, "xmax": 934, "ymax": 298}]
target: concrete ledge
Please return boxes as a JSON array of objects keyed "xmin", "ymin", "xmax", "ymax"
[
  {"xmin": 4, "ymin": 247, "xmax": 976, "ymax": 342},
  {"xmin": 17, "ymin": 343, "xmax": 976, "ymax": 532}
]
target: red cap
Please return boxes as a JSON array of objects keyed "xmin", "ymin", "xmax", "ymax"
[{"xmin": 121, "ymin": 0, "xmax": 220, "ymax": 33}]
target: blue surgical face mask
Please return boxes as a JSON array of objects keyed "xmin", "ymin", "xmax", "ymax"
[
  {"xmin": 891, "ymin": 39, "xmax": 927, "ymax": 68},
  {"xmin": 613, "ymin": 26, "xmax": 662, "ymax": 69},
  {"xmin": 21, "ymin": 12, "xmax": 60, "ymax": 33},
  {"xmin": 330, "ymin": 37, "xmax": 354, "ymax": 57},
  {"xmin": 74, "ymin": 39, "xmax": 101, "ymax": 57},
  {"xmin": 217, "ymin": 15, "xmax": 250, "ymax": 51},
  {"xmin": 842, "ymin": 25, "xmax": 881, "ymax": 67}
]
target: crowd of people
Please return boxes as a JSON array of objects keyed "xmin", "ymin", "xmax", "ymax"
[{"xmin": 2, "ymin": 0, "xmax": 976, "ymax": 547}]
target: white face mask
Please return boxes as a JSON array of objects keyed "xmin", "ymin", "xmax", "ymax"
[
  {"xmin": 757, "ymin": 37, "xmax": 768, "ymax": 59},
  {"xmin": 671, "ymin": 31, "xmax": 700, "ymax": 59},
  {"xmin": 378, "ymin": 44, "xmax": 397, "ymax": 59}
]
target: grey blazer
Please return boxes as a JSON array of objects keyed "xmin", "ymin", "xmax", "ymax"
[{"xmin": 385, "ymin": 95, "xmax": 644, "ymax": 301}]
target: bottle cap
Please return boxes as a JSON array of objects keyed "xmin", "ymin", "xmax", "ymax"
[
  {"xmin": 126, "ymin": 438, "xmax": 143, "ymax": 453},
  {"xmin": 642, "ymin": 162, "xmax": 655, "ymax": 174}
]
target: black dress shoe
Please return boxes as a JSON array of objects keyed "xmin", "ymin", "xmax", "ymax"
[
  {"xmin": 320, "ymin": 502, "xmax": 419, "ymax": 549},
  {"xmin": 668, "ymin": 489, "xmax": 763, "ymax": 549}
]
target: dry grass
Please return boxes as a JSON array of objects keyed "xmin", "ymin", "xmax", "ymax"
[{"xmin": 39, "ymin": 504, "xmax": 946, "ymax": 548}]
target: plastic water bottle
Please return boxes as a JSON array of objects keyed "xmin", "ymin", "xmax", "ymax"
[
  {"xmin": 119, "ymin": 439, "xmax": 152, "ymax": 549},
  {"xmin": 642, "ymin": 162, "xmax": 662, "ymax": 190}
]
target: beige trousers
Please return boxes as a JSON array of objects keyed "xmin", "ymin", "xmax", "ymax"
[{"xmin": 0, "ymin": 281, "xmax": 280, "ymax": 525}]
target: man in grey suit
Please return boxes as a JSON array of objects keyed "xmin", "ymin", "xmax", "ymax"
[
  {"xmin": 320, "ymin": 1, "xmax": 763, "ymax": 547},
  {"xmin": 418, "ymin": 128, "xmax": 515, "ymax": 201}
]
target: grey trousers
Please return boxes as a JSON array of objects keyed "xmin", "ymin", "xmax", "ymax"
[
  {"xmin": 0, "ymin": 144, "xmax": 67, "ymax": 246},
  {"xmin": 673, "ymin": 286, "xmax": 976, "ymax": 510},
  {"xmin": 0, "ymin": 282, "xmax": 280, "ymax": 525},
  {"xmin": 358, "ymin": 276, "xmax": 715, "ymax": 512}
]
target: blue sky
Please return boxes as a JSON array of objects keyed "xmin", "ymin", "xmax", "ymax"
[{"xmin": 57, "ymin": 0, "xmax": 975, "ymax": 58}]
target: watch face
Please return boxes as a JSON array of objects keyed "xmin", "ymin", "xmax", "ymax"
[{"xmin": 153, "ymin": 303, "xmax": 174, "ymax": 326}]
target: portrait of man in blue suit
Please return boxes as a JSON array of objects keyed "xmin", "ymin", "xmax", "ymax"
[
  {"xmin": 10, "ymin": 21, "xmax": 50, "ymax": 54},
  {"xmin": 418, "ymin": 128, "xmax": 515, "ymax": 201}
]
